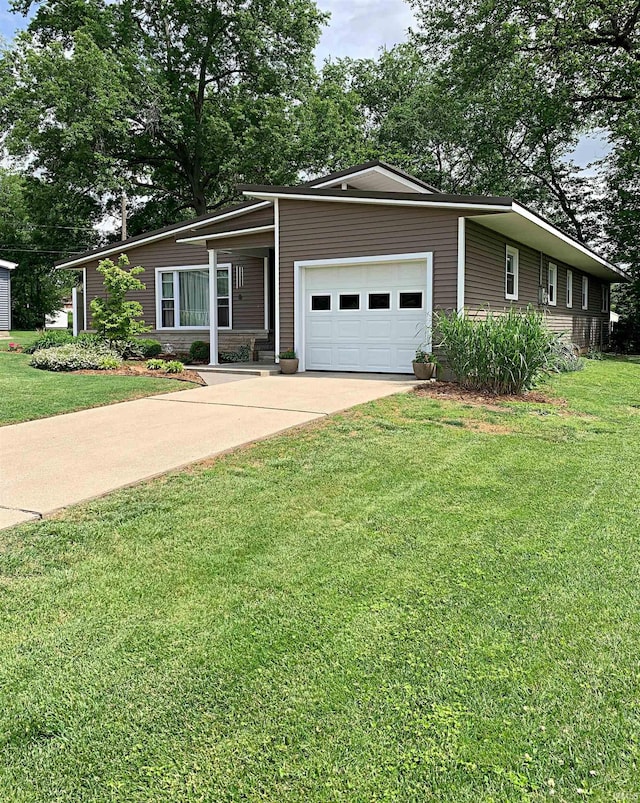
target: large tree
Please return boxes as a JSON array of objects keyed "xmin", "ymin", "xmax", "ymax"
[
  {"xmin": 0, "ymin": 170, "xmax": 98, "ymax": 328},
  {"xmin": 1, "ymin": 0, "xmax": 327, "ymax": 223}
]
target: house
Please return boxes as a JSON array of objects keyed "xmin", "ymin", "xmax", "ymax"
[
  {"xmin": 0, "ymin": 259, "xmax": 17, "ymax": 337},
  {"xmin": 55, "ymin": 161, "xmax": 626, "ymax": 373}
]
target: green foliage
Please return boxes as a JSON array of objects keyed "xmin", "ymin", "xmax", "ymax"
[
  {"xmin": 90, "ymin": 255, "xmax": 149, "ymax": 344},
  {"xmin": 220, "ymin": 344, "xmax": 251, "ymax": 363},
  {"xmin": 436, "ymin": 308, "xmax": 555, "ymax": 394},
  {"xmin": 277, "ymin": 349, "xmax": 297, "ymax": 360},
  {"xmin": 414, "ymin": 348, "xmax": 437, "ymax": 364},
  {"xmin": 30, "ymin": 343, "xmax": 122, "ymax": 372},
  {"xmin": 1, "ymin": 0, "xmax": 327, "ymax": 221},
  {"xmin": 547, "ymin": 337, "xmax": 585, "ymax": 373},
  {"xmin": 24, "ymin": 329, "xmax": 74, "ymax": 353},
  {"xmin": 145, "ymin": 358, "xmax": 184, "ymax": 373},
  {"xmin": 135, "ymin": 338, "xmax": 163, "ymax": 359},
  {"xmin": 188, "ymin": 340, "xmax": 210, "ymax": 363}
]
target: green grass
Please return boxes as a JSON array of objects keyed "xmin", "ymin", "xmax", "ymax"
[
  {"xmin": 1, "ymin": 360, "xmax": 640, "ymax": 800},
  {"xmin": 0, "ymin": 331, "xmax": 195, "ymax": 425}
]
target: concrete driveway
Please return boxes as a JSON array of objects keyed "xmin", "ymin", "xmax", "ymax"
[{"xmin": 0, "ymin": 372, "xmax": 417, "ymax": 529}]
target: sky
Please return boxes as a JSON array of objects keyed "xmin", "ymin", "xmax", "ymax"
[{"xmin": 0, "ymin": 0, "xmax": 606, "ymax": 166}]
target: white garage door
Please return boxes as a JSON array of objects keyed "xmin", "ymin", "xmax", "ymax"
[{"xmin": 302, "ymin": 256, "xmax": 431, "ymax": 374}]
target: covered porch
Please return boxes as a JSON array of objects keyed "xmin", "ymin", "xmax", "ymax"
[{"xmin": 177, "ymin": 222, "xmax": 276, "ymax": 366}]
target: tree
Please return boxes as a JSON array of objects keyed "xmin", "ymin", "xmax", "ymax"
[
  {"xmin": 0, "ymin": 170, "xmax": 98, "ymax": 329},
  {"xmin": 90, "ymin": 254, "xmax": 149, "ymax": 343},
  {"xmin": 1, "ymin": 0, "xmax": 327, "ymax": 223}
]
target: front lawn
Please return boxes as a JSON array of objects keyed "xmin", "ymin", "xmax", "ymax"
[
  {"xmin": 0, "ymin": 341, "xmax": 196, "ymax": 425},
  {"xmin": 1, "ymin": 360, "xmax": 639, "ymax": 800}
]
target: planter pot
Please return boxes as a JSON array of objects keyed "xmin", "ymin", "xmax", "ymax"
[
  {"xmin": 412, "ymin": 361, "xmax": 436, "ymax": 380},
  {"xmin": 279, "ymin": 357, "xmax": 299, "ymax": 374}
]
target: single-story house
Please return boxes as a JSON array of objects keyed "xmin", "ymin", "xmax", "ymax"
[
  {"xmin": 55, "ymin": 161, "xmax": 627, "ymax": 373},
  {"xmin": 0, "ymin": 259, "xmax": 17, "ymax": 337}
]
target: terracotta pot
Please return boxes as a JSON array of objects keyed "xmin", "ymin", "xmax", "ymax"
[
  {"xmin": 279, "ymin": 357, "xmax": 299, "ymax": 374},
  {"xmin": 412, "ymin": 361, "xmax": 436, "ymax": 380}
]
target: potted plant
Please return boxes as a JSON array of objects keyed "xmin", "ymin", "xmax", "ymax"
[
  {"xmin": 412, "ymin": 348, "xmax": 438, "ymax": 380},
  {"xmin": 278, "ymin": 349, "xmax": 299, "ymax": 374}
]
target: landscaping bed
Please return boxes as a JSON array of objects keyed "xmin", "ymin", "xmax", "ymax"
[
  {"xmin": 413, "ymin": 380, "xmax": 563, "ymax": 408},
  {"xmin": 75, "ymin": 363, "xmax": 206, "ymax": 385}
]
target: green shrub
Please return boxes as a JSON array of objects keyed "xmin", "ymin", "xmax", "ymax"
[
  {"xmin": 90, "ymin": 254, "xmax": 150, "ymax": 343},
  {"xmin": 30, "ymin": 344, "xmax": 122, "ymax": 372},
  {"xmin": 24, "ymin": 330, "xmax": 74, "ymax": 353},
  {"xmin": 220, "ymin": 344, "xmax": 251, "ymax": 363},
  {"xmin": 435, "ymin": 307, "xmax": 554, "ymax": 395},
  {"xmin": 136, "ymin": 338, "xmax": 163, "ymax": 359},
  {"xmin": 547, "ymin": 337, "xmax": 584, "ymax": 373},
  {"xmin": 189, "ymin": 340, "xmax": 210, "ymax": 363},
  {"xmin": 145, "ymin": 358, "xmax": 184, "ymax": 373}
]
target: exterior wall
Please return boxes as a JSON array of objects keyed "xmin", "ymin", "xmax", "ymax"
[
  {"xmin": 0, "ymin": 267, "xmax": 10, "ymax": 332},
  {"xmin": 278, "ymin": 200, "xmax": 464, "ymax": 350},
  {"xmin": 196, "ymin": 204, "xmax": 274, "ymax": 238},
  {"xmin": 465, "ymin": 220, "xmax": 610, "ymax": 349},
  {"xmin": 82, "ymin": 237, "xmax": 266, "ymax": 348}
]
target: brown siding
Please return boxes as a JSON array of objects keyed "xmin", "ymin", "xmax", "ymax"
[
  {"xmin": 278, "ymin": 200, "xmax": 462, "ymax": 350},
  {"xmin": 465, "ymin": 220, "xmax": 610, "ymax": 349},
  {"xmin": 206, "ymin": 231, "xmax": 274, "ymax": 251},
  {"xmin": 84, "ymin": 237, "xmax": 265, "ymax": 337}
]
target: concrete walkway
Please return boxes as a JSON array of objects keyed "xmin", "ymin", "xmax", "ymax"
[{"xmin": 0, "ymin": 373, "xmax": 417, "ymax": 529}]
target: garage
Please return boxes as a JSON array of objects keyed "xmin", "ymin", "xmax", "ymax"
[{"xmin": 296, "ymin": 253, "xmax": 433, "ymax": 374}]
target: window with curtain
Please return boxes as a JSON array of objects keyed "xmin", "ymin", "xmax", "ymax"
[{"xmin": 158, "ymin": 266, "xmax": 231, "ymax": 328}]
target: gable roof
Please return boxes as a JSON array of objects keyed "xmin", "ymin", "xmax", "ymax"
[{"xmin": 305, "ymin": 160, "xmax": 440, "ymax": 193}]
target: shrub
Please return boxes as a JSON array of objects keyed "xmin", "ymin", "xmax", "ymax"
[
  {"xmin": 435, "ymin": 307, "xmax": 554, "ymax": 395},
  {"xmin": 277, "ymin": 349, "xmax": 297, "ymax": 360},
  {"xmin": 30, "ymin": 344, "xmax": 122, "ymax": 372},
  {"xmin": 220, "ymin": 344, "xmax": 251, "ymax": 363},
  {"xmin": 189, "ymin": 340, "xmax": 210, "ymax": 363},
  {"xmin": 24, "ymin": 330, "xmax": 74, "ymax": 353},
  {"xmin": 136, "ymin": 338, "xmax": 163, "ymax": 359},
  {"xmin": 145, "ymin": 358, "xmax": 184, "ymax": 373},
  {"xmin": 90, "ymin": 254, "xmax": 150, "ymax": 344},
  {"xmin": 547, "ymin": 337, "xmax": 584, "ymax": 373}
]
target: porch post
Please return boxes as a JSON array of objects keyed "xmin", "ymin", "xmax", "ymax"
[
  {"xmin": 72, "ymin": 286, "xmax": 79, "ymax": 337},
  {"xmin": 208, "ymin": 248, "xmax": 219, "ymax": 366}
]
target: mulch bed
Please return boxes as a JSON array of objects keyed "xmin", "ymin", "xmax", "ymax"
[
  {"xmin": 412, "ymin": 381, "xmax": 564, "ymax": 409},
  {"xmin": 75, "ymin": 364, "xmax": 206, "ymax": 385}
]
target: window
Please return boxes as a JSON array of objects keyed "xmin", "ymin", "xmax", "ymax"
[
  {"xmin": 505, "ymin": 246, "xmax": 519, "ymax": 300},
  {"xmin": 582, "ymin": 276, "xmax": 589, "ymax": 310},
  {"xmin": 548, "ymin": 263, "xmax": 558, "ymax": 306},
  {"xmin": 601, "ymin": 284, "xmax": 610, "ymax": 313},
  {"xmin": 339, "ymin": 294, "xmax": 360, "ymax": 310},
  {"xmin": 157, "ymin": 266, "xmax": 231, "ymax": 329},
  {"xmin": 311, "ymin": 294, "xmax": 331, "ymax": 311},
  {"xmin": 399, "ymin": 291, "xmax": 423, "ymax": 309},
  {"xmin": 368, "ymin": 292, "xmax": 391, "ymax": 310},
  {"xmin": 566, "ymin": 269, "xmax": 573, "ymax": 308}
]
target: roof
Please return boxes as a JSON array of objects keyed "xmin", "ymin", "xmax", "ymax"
[
  {"xmin": 305, "ymin": 160, "xmax": 441, "ymax": 193},
  {"xmin": 240, "ymin": 185, "xmax": 626, "ymax": 282},
  {"xmin": 0, "ymin": 259, "xmax": 17, "ymax": 270}
]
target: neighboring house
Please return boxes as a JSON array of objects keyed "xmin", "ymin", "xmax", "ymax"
[
  {"xmin": 55, "ymin": 161, "xmax": 627, "ymax": 373},
  {"xmin": 0, "ymin": 259, "xmax": 17, "ymax": 337},
  {"xmin": 45, "ymin": 297, "xmax": 73, "ymax": 330}
]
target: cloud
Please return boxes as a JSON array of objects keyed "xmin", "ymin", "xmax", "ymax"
[{"xmin": 315, "ymin": 0, "xmax": 415, "ymax": 65}]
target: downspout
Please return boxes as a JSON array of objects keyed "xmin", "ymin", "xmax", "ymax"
[{"xmin": 456, "ymin": 217, "xmax": 465, "ymax": 314}]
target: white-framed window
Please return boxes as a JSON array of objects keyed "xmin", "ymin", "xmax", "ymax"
[
  {"xmin": 505, "ymin": 246, "xmax": 519, "ymax": 300},
  {"xmin": 566, "ymin": 269, "xmax": 573, "ymax": 308},
  {"xmin": 367, "ymin": 292, "xmax": 392, "ymax": 310},
  {"xmin": 310, "ymin": 293, "xmax": 331, "ymax": 311},
  {"xmin": 581, "ymin": 276, "xmax": 589, "ymax": 310},
  {"xmin": 156, "ymin": 264, "xmax": 232, "ymax": 330},
  {"xmin": 601, "ymin": 284, "xmax": 610, "ymax": 313},
  {"xmin": 548, "ymin": 263, "xmax": 558, "ymax": 306},
  {"xmin": 398, "ymin": 291, "xmax": 424, "ymax": 310}
]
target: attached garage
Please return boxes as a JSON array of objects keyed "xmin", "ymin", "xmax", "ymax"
[{"xmin": 294, "ymin": 253, "xmax": 433, "ymax": 374}]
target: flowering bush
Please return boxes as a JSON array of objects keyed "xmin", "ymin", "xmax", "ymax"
[
  {"xmin": 8, "ymin": 342, "xmax": 22, "ymax": 352},
  {"xmin": 30, "ymin": 344, "xmax": 122, "ymax": 372}
]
